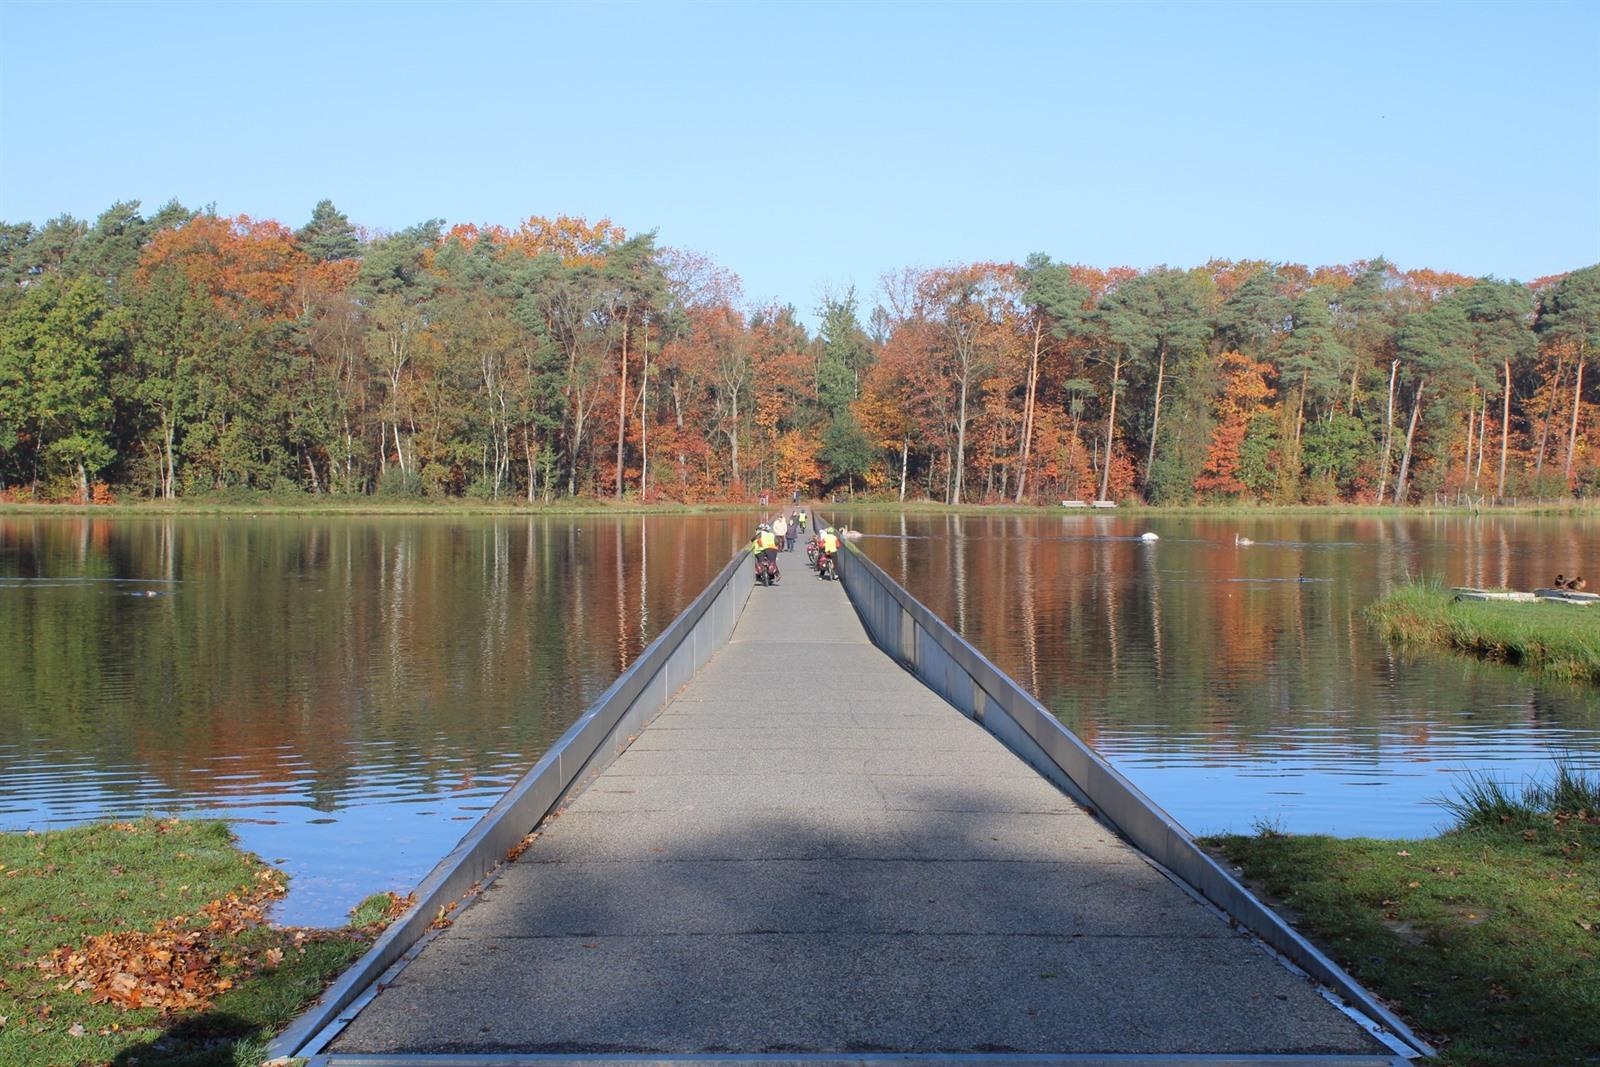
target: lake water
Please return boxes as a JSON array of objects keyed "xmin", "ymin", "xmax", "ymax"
[
  {"xmin": 4, "ymin": 510, "xmax": 1598, "ymax": 925},
  {"xmin": 835, "ymin": 510, "xmax": 1600, "ymax": 841},
  {"xmin": 0, "ymin": 514, "xmax": 752, "ymax": 924}
]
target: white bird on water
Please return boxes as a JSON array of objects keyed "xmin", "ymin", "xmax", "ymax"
[
  {"xmin": 1235, "ymin": 534, "xmax": 1254, "ymax": 547},
  {"xmin": 1140, "ymin": 531, "xmax": 1160, "ymax": 542}
]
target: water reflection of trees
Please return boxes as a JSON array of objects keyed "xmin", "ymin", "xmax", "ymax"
[
  {"xmin": 0, "ymin": 515, "xmax": 749, "ymax": 821},
  {"xmin": 850, "ymin": 512, "xmax": 1600, "ymax": 761}
]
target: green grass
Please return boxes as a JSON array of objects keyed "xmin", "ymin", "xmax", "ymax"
[
  {"xmin": 1208, "ymin": 771, "xmax": 1600, "ymax": 1065},
  {"xmin": 0, "ymin": 820, "xmax": 390, "ymax": 1067},
  {"xmin": 1366, "ymin": 581, "xmax": 1600, "ymax": 684}
]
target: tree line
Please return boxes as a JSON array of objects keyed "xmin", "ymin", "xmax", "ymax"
[{"xmin": 1, "ymin": 199, "xmax": 1595, "ymax": 505}]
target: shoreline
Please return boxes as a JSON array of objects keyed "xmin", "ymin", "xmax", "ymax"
[
  {"xmin": 0, "ymin": 819, "xmax": 396, "ymax": 1067},
  {"xmin": 3, "ymin": 497, "xmax": 1598, "ymax": 519}
]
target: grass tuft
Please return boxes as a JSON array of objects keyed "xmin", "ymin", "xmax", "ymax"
[
  {"xmin": 1366, "ymin": 580, "xmax": 1600, "ymax": 683},
  {"xmin": 1436, "ymin": 760, "xmax": 1600, "ymax": 831}
]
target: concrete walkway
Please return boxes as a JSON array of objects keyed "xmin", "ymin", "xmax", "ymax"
[{"xmin": 330, "ymin": 525, "xmax": 1391, "ymax": 1060}]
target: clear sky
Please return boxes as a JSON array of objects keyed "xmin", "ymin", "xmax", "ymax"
[{"xmin": 2, "ymin": 0, "xmax": 1597, "ymax": 318}]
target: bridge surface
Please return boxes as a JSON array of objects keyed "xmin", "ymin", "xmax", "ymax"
[{"xmin": 329, "ymin": 524, "xmax": 1391, "ymax": 1062}]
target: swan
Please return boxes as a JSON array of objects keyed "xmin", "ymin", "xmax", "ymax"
[
  {"xmin": 1235, "ymin": 534, "xmax": 1254, "ymax": 547},
  {"xmin": 1140, "ymin": 531, "xmax": 1160, "ymax": 542}
]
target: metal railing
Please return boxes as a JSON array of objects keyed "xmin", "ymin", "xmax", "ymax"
[
  {"xmin": 833, "ymin": 536, "xmax": 1432, "ymax": 1060},
  {"xmin": 269, "ymin": 544, "xmax": 756, "ymax": 1059}
]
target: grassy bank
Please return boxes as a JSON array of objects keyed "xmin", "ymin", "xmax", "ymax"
[
  {"xmin": 0, "ymin": 819, "xmax": 397, "ymax": 1067},
  {"xmin": 1366, "ymin": 582, "xmax": 1600, "ymax": 684},
  {"xmin": 1207, "ymin": 768, "xmax": 1600, "ymax": 1066}
]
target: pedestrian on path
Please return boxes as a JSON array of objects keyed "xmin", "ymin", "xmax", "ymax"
[{"xmin": 771, "ymin": 513, "xmax": 788, "ymax": 552}]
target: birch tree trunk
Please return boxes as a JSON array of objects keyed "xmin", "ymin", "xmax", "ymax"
[
  {"xmin": 1099, "ymin": 352, "xmax": 1121, "ymax": 502},
  {"xmin": 1565, "ymin": 357, "xmax": 1586, "ymax": 483},
  {"xmin": 1145, "ymin": 346, "xmax": 1166, "ymax": 480},
  {"xmin": 1498, "ymin": 359, "xmax": 1510, "ymax": 498},
  {"xmin": 615, "ymin": 319, "xmax": 629, "ymax": 499},
  {"xmin": 1378, "ymin": 360, "xmax": 1399, "ymax": 503},
  {"xmin": 1015, "ymin": 320, "xmax": 1042, "ymax": 503},
  {"xmin": 1535, "ymin": 350, "xmax": 1566, "ymax": 479},
  {"xmin": 1395, "ymin": 377, "xmax": 1426, "ymax": 504}
]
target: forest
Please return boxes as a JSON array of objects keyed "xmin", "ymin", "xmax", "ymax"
[{"xmin": 1, "ymin": 199, "xmax": 1596, "ymax": 506}]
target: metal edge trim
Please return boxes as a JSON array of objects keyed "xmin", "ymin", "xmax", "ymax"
[
  {"xmin": 268, "ymin": 544, "xmax": 755, "ymax": 1059},
  {"xmin": 830, "ymin": 532, "xmax": 1433, "ymax": 1060},
  {"xmin": 309, "ymin": 1054, "xmax": 1407, "ymax": 1066}
]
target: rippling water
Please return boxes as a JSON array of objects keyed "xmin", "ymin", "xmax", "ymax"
[
  {"xmin": 7, "ymin": 510, "xmax": 1599, "ymax": 924},
  {"xmin": 0, "ymin": 514, "xmax": 752, "ymax": 924},
  {"xmin": 836, "ymin": 511, "xmax": 1600, "ymax": 839}
]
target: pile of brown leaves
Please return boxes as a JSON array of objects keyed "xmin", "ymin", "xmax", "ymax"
[{"xmin": 39, "ymin": 870, "xmax": 285, "ymax": 1014}]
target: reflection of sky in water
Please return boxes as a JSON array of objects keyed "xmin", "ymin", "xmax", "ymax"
[
  {"xmin": 7, "ymin": 511, "xmax": 1600, "ymax": 924},
  {"xmin": 0, "ymin": 515, "xmax": 752, "ymax": 926},
  {"xmin": 846, "ymin": 511, "xmax": 1600, "ymax": 842}
]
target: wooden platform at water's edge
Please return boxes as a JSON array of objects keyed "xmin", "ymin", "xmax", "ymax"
[{"xmin": 326, "ymin": 537, "xmax": 1394, "ymax": 1061}]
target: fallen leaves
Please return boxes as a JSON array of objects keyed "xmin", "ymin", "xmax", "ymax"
[{"xmin": 38, "ymin": 872, "xmax": 285, "ymax": 1014}]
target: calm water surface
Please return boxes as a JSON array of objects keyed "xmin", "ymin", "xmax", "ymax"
[
  {"xmin": 7, "ymin": 511, "xmax": 1600, "ymax": 924},
  {"xmin": 0, "ymin": 514, "xmax": 752, "ymax": 924},
  {"xmin": 838, "ymin": 511, "xmax": 1600, "ymax": 840}
]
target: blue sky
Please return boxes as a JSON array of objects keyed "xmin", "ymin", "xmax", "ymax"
[{"xmin": 2, "ymin": 0, "xmax": 1596, "ymax": 319}]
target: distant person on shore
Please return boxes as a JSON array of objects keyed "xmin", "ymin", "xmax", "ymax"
[{"xmin": 771, "ymin": 513, "xmax": 788, "ymax": 552}]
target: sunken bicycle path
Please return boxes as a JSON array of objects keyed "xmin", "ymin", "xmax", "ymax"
[{"xmin": 331, "ymin": 530, "xmax": 1390, "ymax": 1060}]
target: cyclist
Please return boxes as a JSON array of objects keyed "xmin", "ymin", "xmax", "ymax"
[
  {"xmin": 817, "ymin": 525, "xmax": 840, "ymax": 579},
  {"xmin": 750, "ymin": 523, "xmax": 780, "ymax": 583}
]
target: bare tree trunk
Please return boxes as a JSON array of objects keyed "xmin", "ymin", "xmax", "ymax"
[
  {"xmin": 1474, "ymin": 397, "xmax": 1487, "ymax": 492},
  {"xmin": 1377, "ymin": 360, "xmax": 1399, "ymax": 502},
  {"xmin": 1464, "ymin": 386, "xmax": 1477, "ymax": 490},
  {"xmin": 1395, "ymin": 377, "xmax": 1426, "ymax": 504},
  {"xmin": 1015, "ymin": 319, "xmax": 1042, "ymax": 502},
  {"xmin": 1565, "ymin": 357, "xmax": 1586, "ymax": 484},
  {"xmin": 1498, "ymin": 359, "xmax": 1510, "ymax": 498},
  {"xmin": 638, "ymin": 321, "xmax": 649, "ymax": 500},
  {"xmin": 1145, "ymin": 346, "xmax": 1167, "ymax": 480},
  {"xmin": 615, "ymin": 319, "xmax": 629, "ymax": 499},
  {"xmin": 1293, "ymin": 369, "xmax": 1307, "ymax": 448},
  {"xmin": 898, "ymin": 436, "xmax": 908, "ymax": 502},
  {"xmin": 531, "ymin": 438, "xmax": 544, "ymax": 505},
  {"xmin": 1535, "ymin": 349, "xmax": 1566, "ymax": 479},
  {"xmin": 1099, "ymin": 353, "xmax": 1121, "ymax": 501},
  {"xmin": 730, "ymin": 392, "xmax": 740, "ymax": 484},
  {"xmin": 952, "ymin": 375, "xmax": 969, "ymax": 505}
]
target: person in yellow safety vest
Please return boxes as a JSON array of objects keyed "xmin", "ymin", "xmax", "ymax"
[
  {"xmin": 750, "ymin": 524, "xmax": 780, "ymax": 582},
  {"xmin": 818, "ymin": 526, "xmax": 839, "ymax": 575}
]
